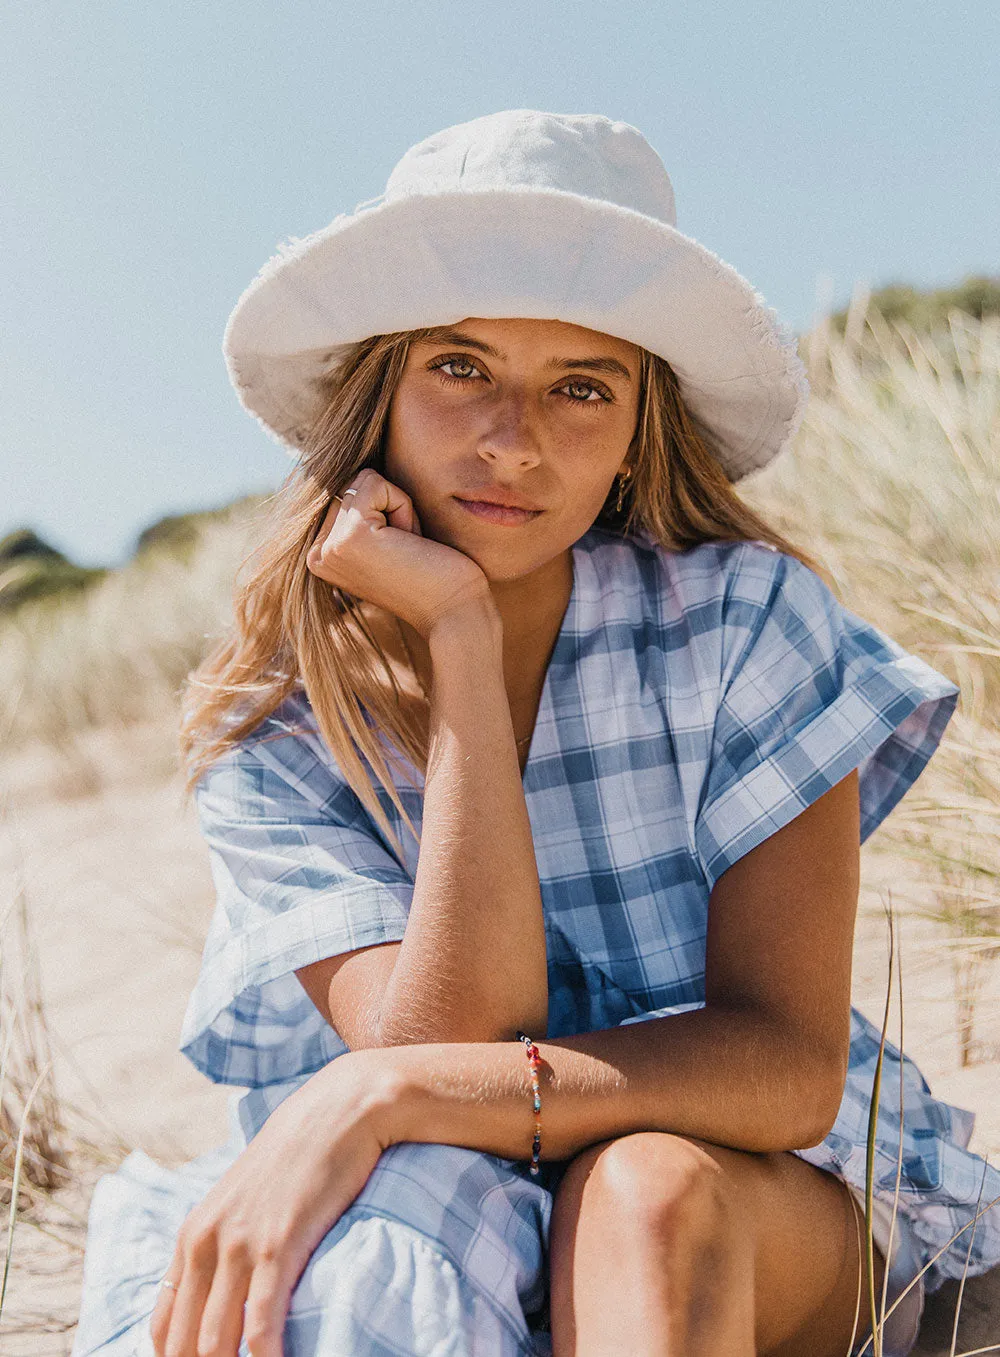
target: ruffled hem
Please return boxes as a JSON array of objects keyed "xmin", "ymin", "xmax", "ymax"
[
  {"xmin": 795, "ymin": 1114, "xmax": 1000, "ymax": 1292},
  {"xmin": 71, "ymin": 1129, "xmax": 544, "ymax": 1357},
  {"xmin": 127, "ymin": 1216, "xmax": 541, "ymax": 1357}
]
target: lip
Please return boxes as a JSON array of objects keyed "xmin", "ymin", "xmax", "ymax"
[{"xmin": 454, "ymin": 496, "xmax": 543, "ymax": 526}]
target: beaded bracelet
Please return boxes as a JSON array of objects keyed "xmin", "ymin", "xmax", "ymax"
[{"xmin": 515, "ymin": 1030, "xmax": 543, "ymax": 1175}]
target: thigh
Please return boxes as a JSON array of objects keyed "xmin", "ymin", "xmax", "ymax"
[{"xmin": 551, "ymin": 1132, "xmax": 883, "ymax": 1357}]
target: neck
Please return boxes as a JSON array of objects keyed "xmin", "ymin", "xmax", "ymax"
[{"xmin": 489, "ymin": 547, "xmax": 574, "ymax": 688}]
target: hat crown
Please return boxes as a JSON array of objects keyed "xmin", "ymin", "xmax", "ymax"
[
  {"xmin": 225, "ymin": 108, "xmax": 808, "ymax": 482},
  {"xmin": 381, "ymin": 109, "xmax": 677, "ymax": 226}
]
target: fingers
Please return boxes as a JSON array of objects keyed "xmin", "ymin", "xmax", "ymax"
[
  {"xmin": 307, "ymin": 469, "xmax": 423, "ymax": 586},
  {"xmin": 303, "ymin": 464, "xmax": 486, "ymax": 636},
  {"xmin": 333, "ymin": 468, "xmax": 422, "ymax": 535},
  {"xmin": 148, "ymin": 1276, "xmax": 178, "ymax": 1354},
  {"xmin": 242, "ymin": 1255, "xmax": 301, "ymax": 1357},
  {"xmin": 198, "ymin": 1247, "xmax": 254, "ymax": 1356},
  {"xmin": 151, "ymin": 1253, "xmax": 214, "ymax": 1355},
  {"xmin": 150, "ymin": 1252, "xmax": 283, "ymax": 1357},
  {"xmin": 374, "ymin": 477, "xmax": 421, "ymax": 535}
]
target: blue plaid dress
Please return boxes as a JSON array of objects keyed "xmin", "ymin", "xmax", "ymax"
[{"xmin": 72, "ymin": 528, "xmax": 1000, "ymax": 1356}]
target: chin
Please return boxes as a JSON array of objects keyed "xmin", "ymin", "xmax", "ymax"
[
  {"xmin": 426, "ymin": 501, "xmax": 575, "ymax": 582},
  {"xmin": 454, "ymin": 540, "xmax": 531, "ymax": 582}
]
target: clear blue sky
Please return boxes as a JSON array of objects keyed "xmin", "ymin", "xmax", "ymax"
[{"xmin": 3, "ymin": 1, "xmax": 997, "ymax": 566}]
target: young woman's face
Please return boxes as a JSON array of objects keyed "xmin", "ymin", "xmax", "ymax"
[{"xmin": 382, "ymin": 317, "xmax": 642, "ymax": 582}]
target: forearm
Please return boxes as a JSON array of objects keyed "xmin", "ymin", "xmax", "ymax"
[
  {"xmin": 371, "ymin": 1005, "xmax": 845, "ymax": 1158},
  {"xmin": 377, "ymin": 602, "xmax": 548, "ymax": 1046}
]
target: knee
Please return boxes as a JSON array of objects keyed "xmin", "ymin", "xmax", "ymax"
[{"xmin": 583, "ymin": 1132, "xmax": 739, "ymax": 1247}]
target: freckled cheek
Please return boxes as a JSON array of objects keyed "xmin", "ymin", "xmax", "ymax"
[
  {"xmin": 384, "ymin": 391, "xmax": 473, "ymax": 478},
  {"xmin": 551, "ymin": 436, "xmax": 626, "ymax": 509}
]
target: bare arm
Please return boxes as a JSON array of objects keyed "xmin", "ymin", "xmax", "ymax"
[
  {"xmin": 374, "ymin": 602, "xmax": 549, "ymax": 1045},
  {"xmin": 296, "ymin": 601, "xmax": 549, "ymax": 1047},
  {"xmin": 340, "ymin": 770, "xmax": 861, "ymax": 1155},
  {"xmin": 295, "ymin": 472, "xmax": 551, "ymax": 1049}
]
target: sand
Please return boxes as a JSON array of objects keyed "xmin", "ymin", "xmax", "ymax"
[{"xmin": 1, "ymin": 718, "xmax": 997, "ymax": 1354}]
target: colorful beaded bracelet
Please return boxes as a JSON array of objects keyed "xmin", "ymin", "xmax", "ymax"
[{"xmin": 515, "ymin": 1030, "xmax": 542, "ymax": 1175}]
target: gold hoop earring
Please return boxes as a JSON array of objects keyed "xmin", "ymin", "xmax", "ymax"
[{"xmin": 615, "ymin": 467, "xmax": 633, "ymax": 515}]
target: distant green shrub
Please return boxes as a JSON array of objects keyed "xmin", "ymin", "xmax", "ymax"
[
  {"xmin": 132, "ymin": 494, "xmax": 271, "ymax": 565},
  {"xmin": 0, "ymin": 529, "xmax": 106, "ymax": 614},
  {"xmin": 830, "ymin": 274, "xmax": 1000, "ymax": 336}
]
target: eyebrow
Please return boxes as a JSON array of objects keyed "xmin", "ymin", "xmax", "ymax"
[{"xmin": 416, "ymin": 328, "xmax": 634, "ymax": 383}]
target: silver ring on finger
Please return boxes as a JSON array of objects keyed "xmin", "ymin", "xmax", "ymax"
[
  {"xmin": 159, "ymin": 1276, "xmax": 179, "ymax": 1290},
  {"xmin": 343, "ymin": 488, "xmax": 358, "ymax": 497}
]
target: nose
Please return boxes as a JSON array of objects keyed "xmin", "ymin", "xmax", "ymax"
[{"xmin": 476, "ymin": 392, "xmax": 542, "ymax": 471}]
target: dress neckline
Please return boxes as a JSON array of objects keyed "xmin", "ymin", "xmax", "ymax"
[
  {"xmin": 518, "ymin": 535, "xmax": 580, "ymax": 787},
  {"xmin": 300, "ymin": 530, "xmax": 605, "ymax": 796}
]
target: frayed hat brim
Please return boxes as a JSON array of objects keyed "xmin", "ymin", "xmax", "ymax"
[{"xmin": 223, "ymin": 186, "xmax": 808, "ymax": 481}]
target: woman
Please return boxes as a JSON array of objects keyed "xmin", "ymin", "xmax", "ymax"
[{"xmin": 71, "ymin": 110, "xmax": 999, "ymax": 1357}]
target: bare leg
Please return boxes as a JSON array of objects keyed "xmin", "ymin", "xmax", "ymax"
[{"xmin": 548, "ymin": 1131, "xmax": 885, "ymax": 1357}]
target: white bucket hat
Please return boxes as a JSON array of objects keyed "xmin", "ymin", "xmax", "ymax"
[{"xmin": 223, "ymin": 108, "xmax": 809, "ymax": 482}]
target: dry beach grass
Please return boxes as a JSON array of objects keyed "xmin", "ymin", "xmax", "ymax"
[{"xmin": 1, "ymin": 302, "xmax": 999, "ymax": 1353}]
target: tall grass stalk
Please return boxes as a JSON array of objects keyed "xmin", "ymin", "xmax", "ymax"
[
  {"xmin": 951, "ymin": 1159, "xmax": 989, "ymax": 1357},
  {"xmin": 0, "ymin": 1057, "xmax": 51, "ymax": 1324},
  {"xmin": 855, "ymin": 896, "xmax": 999, "ymax": 1357},
  {"xmin": 854, "ymin": 1177, "xmax": 1000, "ymax": 1357},
  {"xmin": 864, "ymin": 902, "xmax": 895, "ymax": 1357},
  {"xmin": 0, "ymin": 868, "xmax": 69, "ymax": 1206},
  {"xmin": 879, "ymin": 899, "xmax": 906, "ymax": 1342},
  {"xmin": 0, "ymin": 811, "xmax": 134, "ymax": 1344},
  {"xmin": 0, "ymin": 813, "xmax": 76, "ymax": 1340}
]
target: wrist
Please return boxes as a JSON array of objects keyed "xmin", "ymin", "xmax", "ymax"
[
  {"xmin": 313, "ymin": 1047, "xmax": 414, "ymax": 1149},
  {"xmin": 367, "ymin": 1049, "xmax": 431, "ymax": 1149},
  {"xmin": 341, "ymin": 1046, "xmax": 442, "ymax": 1149},
  {"xmin": 426, "ymin": 595, "xmax": 502, "ymax": 657}
]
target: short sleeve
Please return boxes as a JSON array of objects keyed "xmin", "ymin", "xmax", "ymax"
[
  {"xmin": 694, "ymin": 548, "xmax": 959, "ymax": 894},
  {"xmin": 179, "ymin": 731, "xmax": 414, "ymax": 1087}
]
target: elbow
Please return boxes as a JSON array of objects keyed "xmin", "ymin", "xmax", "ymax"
[
  {"xmin": 746, "ymin": 1089, "xmax": 843, "ymax": 1155},
  {"xmin": 785, "ymin": 1101, "xmax": 841, "ymax": 1152},
  {"xmin": 743, "ymin": 1045, "xmax": 848, "ymax": 1154},
  {"xmin": 784, "ymin": 1052, "xmax": 849, "ymax": 1151}
]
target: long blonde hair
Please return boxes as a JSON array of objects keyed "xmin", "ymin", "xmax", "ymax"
[{"xmin": 179, "ymin": 325, "xmax": 825, "ymax": 859}]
